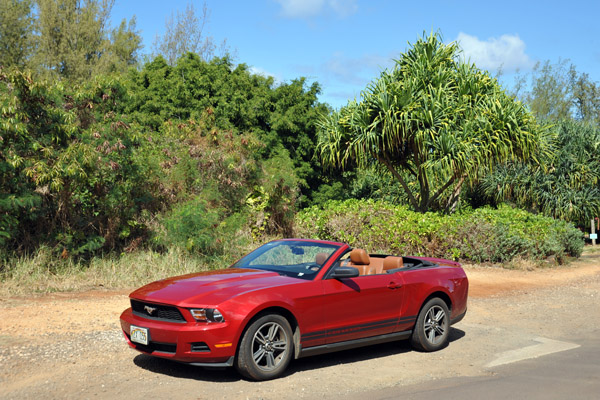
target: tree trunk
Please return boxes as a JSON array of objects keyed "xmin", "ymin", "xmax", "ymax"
[
  {"xmin": 445, "ymin": 177, "xmax": 465, "ymax": 214},
  {"xmin": 377, "ymin": 154, "xmax": 420, "ymax": 211}
]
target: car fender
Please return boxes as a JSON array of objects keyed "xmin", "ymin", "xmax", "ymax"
[{"xmin": 221, "ymin": 290, "xmax": 301, "ymax": 350}]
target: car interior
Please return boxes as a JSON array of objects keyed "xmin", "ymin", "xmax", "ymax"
[
  {"xmin": 337, "ymin": 248, "xmax": 404, "ymax": 275},
  {"xmin": 328, "ymin": 248, "xmax": 436, "ymax": 276}
]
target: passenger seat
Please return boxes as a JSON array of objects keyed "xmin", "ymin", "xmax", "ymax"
[{"xmin": 383, "ymin": 256, "xmax": 404, "ymax": 272}]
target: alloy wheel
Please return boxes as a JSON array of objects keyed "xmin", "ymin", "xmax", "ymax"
[{"xmin": 251, "ymin": 321, "xmax": 289, "ymax": 371}]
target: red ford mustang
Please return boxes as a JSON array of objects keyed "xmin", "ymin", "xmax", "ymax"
[{"xmin": 120, "ymin": 239, "xmax": 468, "ymax": 380}]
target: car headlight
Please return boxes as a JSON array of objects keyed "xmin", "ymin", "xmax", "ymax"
[{"xmin": 190, "ymin": 308, "xmax": 225, "ymax": 323}]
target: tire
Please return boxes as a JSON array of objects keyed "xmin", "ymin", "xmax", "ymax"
[
  {"xmin": 235, "ymin": 314, "xmax": 293, "ymax": 380},
  {"xmin": 410, "ymin": 297, "xmax": 450, "ymax": 352}
]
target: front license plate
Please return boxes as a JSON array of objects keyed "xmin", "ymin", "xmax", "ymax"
[{"xmin": 130, "ymin": 325, "xmax": 149, "ymax": 345}]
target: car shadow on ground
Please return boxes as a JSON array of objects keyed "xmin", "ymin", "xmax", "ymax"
[
  {"xmin": 284, "ymin": 327, "xmax": 466, "ymax": 377},
  {"xmin": 133, "ymin": 354, "xmax": 242, "ymax": 382},
  {"xmin": 132, "ymin": 327, "xmax": 466, "ymax": 382}
]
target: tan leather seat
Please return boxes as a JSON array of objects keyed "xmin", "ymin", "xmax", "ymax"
[
  {"xmin": 353, "ymin": 265, "xmax": 368, "ymax": 275},
  {"xmin": 350, "ymin": 249, "xmax": 370, "ymax": 265},
  {"xmin": 349, "ymin": 249, "xmax": 381, "ymax": 275},
  {"xmin": 368, "ymin": 258, "xmax": 384, "ymax": 274},
  {"xmin": 383, "ymin": 256, "xmax": 404, "ymax": 271},
  {"xmin": 353, "ymin": 265, "xmax": 376, "ymax": 275}
]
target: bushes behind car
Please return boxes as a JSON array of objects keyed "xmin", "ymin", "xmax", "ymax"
[{"xmin": 295, "ymin": 199, "xmax": 584, "ymax": 264}]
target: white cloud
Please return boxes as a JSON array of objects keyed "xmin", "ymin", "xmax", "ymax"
[
  {"xmin": 456, "ymin": 32, "xmax": 534, "ymax": 72},
  {"xmin": 275, "ymin": 0, "xmax": 357, "ymax": 18},
  {"xmin": 249, "ymin": 66, "xmax": 282, "ymax": 85}
]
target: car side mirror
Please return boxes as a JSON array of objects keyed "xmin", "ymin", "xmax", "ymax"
[{"xmin": 330, "ymin": 266, "xmax": 359, "ymax": 279}]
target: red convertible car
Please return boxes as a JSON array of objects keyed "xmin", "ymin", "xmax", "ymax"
[{"xmin": 120, "ymin": 239, "xmax": 468, "ymax": 380}]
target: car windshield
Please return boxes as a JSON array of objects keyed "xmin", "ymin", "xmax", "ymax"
[{"xmin": 230, "ymin": 240, "xmax": 340, "ymax": 280}]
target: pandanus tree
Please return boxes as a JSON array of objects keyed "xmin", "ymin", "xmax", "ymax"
[
  {"xmin": 317, "ymin": 32, "xmax": 550, "ymax": 213},
  {"xmin": 481, "ymin": 120, "xmax": 600, "ymax": 227}
]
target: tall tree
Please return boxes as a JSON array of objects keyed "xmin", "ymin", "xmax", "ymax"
[
  {"xmin": 527, "ymin": 60, "xmax": 573, "ymax": 121},
  {"xmin": 570, "ymin": 70, "xmax": 600, "ymax": 124},
  {"xmin": 510, "ymin": 59, "xmax": 600, "ymax": 124},
  {"xmin": 317, "ymin": 32, "xmax": 549, "ymax": 213},
  {"xmin": 153, "ymin": 1, "xmax": 228, "ymax": 66},
  {"xmin": 98, "ymin": 16, "xmax": 143, "ymax": 74},
  {"xmin": 0, "ymin": 0, "xmax": 36, "ymax": 69},
  {"xmin": 34, "ymin": 0, "xmax": 141, "ymax": 81}
]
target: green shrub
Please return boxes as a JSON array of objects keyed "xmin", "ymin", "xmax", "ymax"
[
  {"xmin": 155, "ymin": 197, "xmax": 246, "ymax": 257},
  {"xmin": 0, "ymin": 69, "xmax": 300, "ymax": 258},
  {"xmin": 295, "ymin": 200, "xmax": 583, "ymax": 263}
]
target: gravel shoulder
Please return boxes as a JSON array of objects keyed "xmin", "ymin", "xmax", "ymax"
[{"xmin": 1, "ymin": 252, "xmax": 599, "ymax": 400}]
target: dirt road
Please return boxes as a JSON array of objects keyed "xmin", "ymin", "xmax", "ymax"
[{"xmin": 1, "ymin": 254, "xmax": 599, "ymax": 400}]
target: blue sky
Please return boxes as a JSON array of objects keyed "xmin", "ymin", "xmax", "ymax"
[{"xmin": 111, "ymin": 0, "xmax": 600, "ymax": 109}]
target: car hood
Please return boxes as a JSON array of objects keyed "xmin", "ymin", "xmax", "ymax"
[{"xmin": 129, "ymin": 268, "xmax": 302, "ymax": 307}]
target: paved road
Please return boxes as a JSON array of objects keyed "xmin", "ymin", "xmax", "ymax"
[{"xmin": 352, "ymin": 337, "xmax": 600, "ymax": 400}]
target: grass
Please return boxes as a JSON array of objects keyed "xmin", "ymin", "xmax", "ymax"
[
  {"xmin": 0, "ymin": 247, "xmax": 235, "ymax": 297},
  {"xmin": 1, "ymin": 239, "xmax": 594, "ymax": 297},
  {"xmin": 582, "ymin": 244, "xmax": 600, "ymax": 254}
]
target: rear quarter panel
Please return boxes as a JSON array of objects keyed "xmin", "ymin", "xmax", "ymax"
[{"xmin": 399, "ymin": 265, "xmax": 468, "ymax": 324}]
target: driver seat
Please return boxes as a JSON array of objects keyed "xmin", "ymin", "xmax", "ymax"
[{"xmin": 349, "ymin": 249, "xmax": 375, "ymax": 275}]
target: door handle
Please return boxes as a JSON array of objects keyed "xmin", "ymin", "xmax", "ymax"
[{"xmin": 387, "ymin": 282, "xmax": 402, "ymax": 289}]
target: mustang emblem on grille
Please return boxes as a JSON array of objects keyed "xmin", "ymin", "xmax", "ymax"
[{"xmin": 144, "ymin": 305, "xmax": 157, "ymax": 315}]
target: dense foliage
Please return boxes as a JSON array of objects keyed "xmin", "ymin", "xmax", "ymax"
[
  {"xmin": 317, "ymin": 32, "xmax": 549, "ymax": 213},
  {"xmin": 296, "ymin": 199, "xmax": 583, "ymax": 264},
  {"xmin": 0, "ymin": 60, "xmax": 322, "ymax": 257},
  {"xmin": 0, "ymin": 0, "xmax": 142, "ymax": 82},
  {"xmin": 124, "ymin": 54, "xmax": 329, "ymax": 204},
  {"xmin": 483, "ymin": 60, "xmax": 600, "ymax": 228},
  {"xmin": 0, "ymin": 0, "xmax": 35, "ymax": 70},
  {"xmin": 479, "ymin": 120, "xmax": 600, "ymax": 227},
  {"xmin": 1, "ymin": 7, "xmax": 595, "ymax": 269}
]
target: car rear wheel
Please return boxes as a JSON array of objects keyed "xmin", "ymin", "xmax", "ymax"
[
  {"xmin": 236, "ymin": 314, "xmax": 293, "ymax": 380},
  {"xmin": 410, "ymin": 297, "xmax": 450, "ymax": 352}
]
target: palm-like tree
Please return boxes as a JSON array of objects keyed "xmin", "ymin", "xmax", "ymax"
[
  {"xmin": 317, "ymin": 32, "xmax": 550, "ymax": 212},
  {"xmin": 481, "ymin": 120, "xmax": 600, "ymax": 227}
]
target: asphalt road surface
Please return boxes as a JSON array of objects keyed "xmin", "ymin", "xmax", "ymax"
[{"xmin": 349, "ymin": 337, "xmax": 600, "ymax": 400}]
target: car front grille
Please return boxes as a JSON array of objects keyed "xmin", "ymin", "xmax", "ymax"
[{"xmin": 131, "ymin": 299, "xmax": 186, "ymax": 322}]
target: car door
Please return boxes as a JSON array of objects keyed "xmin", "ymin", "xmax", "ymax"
[{"xmin": 320, "ymin": 270, "xmax": 405, "ymax": 344}]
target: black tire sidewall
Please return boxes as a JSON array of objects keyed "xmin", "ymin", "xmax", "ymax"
[
  {"xmin": 411, "ymin": 297, "xmax": 450, "ymax": 352},
  {"xmin": 235, "ymin": 314, "xmax": 293, "ymax": 381}
]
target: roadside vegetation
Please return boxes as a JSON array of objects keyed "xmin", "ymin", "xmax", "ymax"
[
  {"xmin": 296, "ymin": 200, "xmax": 583, "ymax": 264},
  {"xmin": 1, "ymin": 1, "xmax": 599, "ymax": 294}
]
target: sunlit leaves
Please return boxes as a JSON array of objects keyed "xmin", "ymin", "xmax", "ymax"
[
  {"xmin": 318, "ymin": 32, "xmax": 545, "ymax": 213},
  {"xmin": 34, "ymin": 0, "xmax": 142, "ymax": 82},
  {"xmin": 481, "ymin": 120, "xmax": 600, "ymax": 227}
]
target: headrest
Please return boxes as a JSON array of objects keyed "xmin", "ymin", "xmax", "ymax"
[
  {"xmin": 350, "ymin": 249, "xmax": 370, "ymax": 265},
  {"xmin": 383, "ymin": 256, "xmax": 404, "ymax": 270},
  {"xmin": 315, "ymin": 252, "xmax": 329, "ymax": 265}
]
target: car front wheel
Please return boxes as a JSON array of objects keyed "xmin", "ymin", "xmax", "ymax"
[
  {"xmin": 236, "ymin": 314, "xmax": 293, "ymax": 380},
  {"xmin": 410, "ymin": 297, "xmax": 450, "ymax": 352}
]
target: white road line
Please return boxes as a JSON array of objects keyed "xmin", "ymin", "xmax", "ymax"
[{"xmin": 485, "ymin": 337, "xmax": 581, "ymax": 368}]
